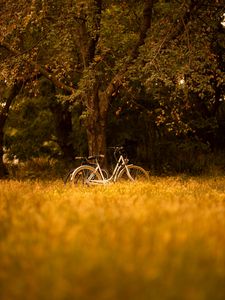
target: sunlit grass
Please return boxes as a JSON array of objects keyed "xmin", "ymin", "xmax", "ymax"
[{"xmin": 0, "ymin": 177, "xmax": 225, "ymax": 300}]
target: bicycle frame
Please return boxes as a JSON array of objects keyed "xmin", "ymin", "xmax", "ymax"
[{"xmin": 85, "ymin": 154, "xmax": 134, "ymax": 185}]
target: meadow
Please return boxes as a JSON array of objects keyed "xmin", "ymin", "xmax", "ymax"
[{"xmin": 0, "ymin": 177, "xmax": 225, "ymax": 300}]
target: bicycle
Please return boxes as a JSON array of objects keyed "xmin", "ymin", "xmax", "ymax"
[
  {"xmin": 64, "ymin": 155, "xmax": 108, "ymax": 185},
  {"xmin": 70, "ymin": 146, "xmax": 149, "ymax": 185}
]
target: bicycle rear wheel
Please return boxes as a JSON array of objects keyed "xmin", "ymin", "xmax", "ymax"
[
  {"xmin": 64, "ymin": 169, "xmax": 75, "ymax": 185},
  {"xmin": 117, "ymin": 165, "xmax": 149, "ymax": 181},
  {"xmin": 71, "ymin": 165, "xmax": 101, "ymax": 185}
]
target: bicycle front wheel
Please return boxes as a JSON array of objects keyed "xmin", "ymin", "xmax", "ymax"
[
  {"xmin": 71, "ymin": 165, "xmax": 101, "ymax": 185},
  {"xmin": 117, "ymin": 165, "xmax": 149, "ymax": 181}
]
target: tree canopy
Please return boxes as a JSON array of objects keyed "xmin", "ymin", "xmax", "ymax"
[{"xmin": 0, "ymin": 0, "xmax": 225, "ymax": 177}]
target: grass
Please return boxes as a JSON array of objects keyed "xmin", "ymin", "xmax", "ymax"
[{"xmin": 0, "ymin": 177, "xmax": 225, "ymax": 300}]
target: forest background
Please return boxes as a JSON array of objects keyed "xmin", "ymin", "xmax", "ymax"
[{"xmin": 0, "ymin": 0, "xmax": 225, "ymax": 179}]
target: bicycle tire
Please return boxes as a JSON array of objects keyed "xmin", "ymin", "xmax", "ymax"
[
  {"xmin": 117, "ymin": 165, "xmax": 149, "ymax": 181},
  {"xmin": 64, "ymin": 169, "xmax": 74, "ymax": 185},
  {"xmin": 71, "ymin": 165, "xmax": 101, "ymax": 185}
]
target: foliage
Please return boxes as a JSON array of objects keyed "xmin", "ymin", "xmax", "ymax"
[
  {"xmin": 4, "ymin": 94, "xmax": 88, "ymax": 161},
  {"xmin": 0, "ymin": 0, "xmax": 225, "ymax": 176},
  {"xmin": 4, "ymin": 96, "xmax": 57, "ymax": 160},
  {"xmin": 135, "ymin": 0, "xmax": 225, "ymax": 138}
]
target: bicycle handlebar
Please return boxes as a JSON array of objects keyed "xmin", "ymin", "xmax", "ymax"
[{"xmin": 109, "ymin": 146, "xmax": 124, "ymax": 150}]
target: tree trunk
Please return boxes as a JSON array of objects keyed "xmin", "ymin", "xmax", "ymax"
[
  {"xmin": 85, "ymin": 0, "xmax": 154, "ymax": 157},
  {"xmin": 0, "ymin": 81, "xmax": 22, "ymax": 178},
  {"xmin": 0, "ymin": 130, "xmax": 8, "ymax": 178},
  {"xmin": 86, "ymin": 86, "xmax": 109, "ymax": 157},
  {"xmin": 49, "ymin": 99, "xmax": 75, "ymax": 161}
]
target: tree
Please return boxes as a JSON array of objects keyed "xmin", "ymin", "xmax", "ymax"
[
  {"xmin": 73, "ymin": 0, "xmax": 154, "ymax": 157},
  {"xmin": 0, "ymin": 0, "xmax": 224, "ymax": 177},
  {"xmin": 0, "ymin": 0, "xmax": 154, "ymax": 160},
  {"xmin": 131, "ymin": 0, "xmax": 225, "ymax": 148},
  {"xmin": 0, "ymin": 0, "xmax": 77, "ymax": 175}
]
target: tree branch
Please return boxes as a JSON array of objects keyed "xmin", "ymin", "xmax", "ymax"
[
  {"xmin": 106, "ymin": 0, "xmax": 154, "ymax": 95},
  {"xmin": 131, "ymin": 0, "xmax": 154, "ymax": 59},
  {"xmin": 0, "ymin": 42, "xmax": 75, "ymax": 94},
  {"xmin": 0, "ymin": 81, "xmax": 23, "ymax": 128},
  {"xmin": 88, "ymin": 0, "xmax": 102, "ymax": 64}
]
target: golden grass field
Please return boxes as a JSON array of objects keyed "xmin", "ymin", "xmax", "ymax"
[{"xmin": 0, "ymin": 177, "xmax": 225, "ymax": 300}]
